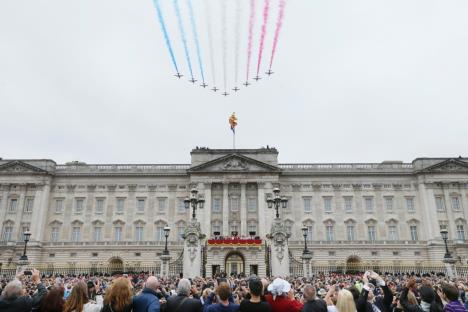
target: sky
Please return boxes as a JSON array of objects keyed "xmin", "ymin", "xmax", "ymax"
[{"xmin": 1, "ymin": 0, "xmax": 467, "ymax": 165}]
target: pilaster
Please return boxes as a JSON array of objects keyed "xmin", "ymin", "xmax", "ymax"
[
  {"xmin": 222, "ymin": 183, "xmax": 229, "ymax": 236},
  {"xmin": 240, "ymin": 183, "xmax": 246, "ymax": 236}
]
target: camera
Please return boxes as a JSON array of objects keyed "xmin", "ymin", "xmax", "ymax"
[{"xmin": 24, "ymin": 270, "xmax": 32, "ymax": 276}]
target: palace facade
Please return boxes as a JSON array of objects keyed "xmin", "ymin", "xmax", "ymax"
[{"xmin": 0, "ymin": 148, "xmax": 467, "ymax": 276}]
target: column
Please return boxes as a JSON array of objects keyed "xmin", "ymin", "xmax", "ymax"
[
  {"xmin": 257, "ymin": 183, "xmax": 266, "ymax": 237},
  {"xmin": 240, "ymin": 183, "xmax": 246, "ymax": 236},
  {"xmin": 30, "ymin": 183, "xmax": 51, "ymax": 242},
  {"xmin": 12, "ymin": 189, "xmax": 26, "ymax": 241},
  {"xmin": 417, "ymin": 181, "xmax": 438, "ymax": 242},
  {"xmin": 222, "ymin": 183, "xmax": 229, "ymax": 236},
  {"xmin": 203, "ymin": 183, "xmax": 212, "ymax": 236},
  {"xmin": 0, "ymin": 184, "xmax": 9, "ymax": 226}
]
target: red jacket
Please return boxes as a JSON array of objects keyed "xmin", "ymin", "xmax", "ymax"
[{"xmin": 265, "ymin": 294, "xmax": 304, "ymax": 312}]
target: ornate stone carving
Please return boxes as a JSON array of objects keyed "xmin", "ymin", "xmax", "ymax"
[
  {"xmin": 127, "ymin": 184, "xmax": 137, "ymax": 192},
  {"xmin": 87, "ymin": 184, "xmax": 97, "ymax": 191},
  {"xmin": 107, "ymin": 184, "xmax": 117, "ymax": 191},
  {"xmin": 267, "ymin": 220, "xmax": 290, "ymax": 264},
  {"xmin": 148, "ymin": 184, "xmax": 157, "ymax": 192},
  {"xmin": 66, "ymin": 184, "xmax": 76, "ymax": 191},
  {"xmin": 223, "ymin": 158, "xmax": 248, "ymax": 171}
]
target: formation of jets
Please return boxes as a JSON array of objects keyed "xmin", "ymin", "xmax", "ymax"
[{"xmin": 173, "ymin": 71, "xmax": 275, "ymax": 96}]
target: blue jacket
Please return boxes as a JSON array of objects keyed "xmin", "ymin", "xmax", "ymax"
[{"xmin": 133, "ymin": 288, "xmax": 161, "ymax": 312}]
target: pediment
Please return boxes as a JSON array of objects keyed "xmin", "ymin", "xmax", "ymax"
[
  {"xmin": 419, "ymin": 159, "xmax": 468, "ymax": 174},
  {"xmin": 188, "ymin": 154, "xmax": 280, "ymax": 173},
  {"xmin": 0, "ymin": 161, "xmax": 49, "ymax": 175}
]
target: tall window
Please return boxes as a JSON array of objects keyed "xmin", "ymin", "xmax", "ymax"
[
  {"xmin": 114, "ymin": 226, "xmax": 122, "ymax": 241},
  {"xmin": 95, "ymin": 198, "xmax": 104, "ymax": 214},
  {"xmin": 384, "ymin": 197, "xmax": 393, "ymax": 212},
  {"xmin": 344, "ymin": 197, "xmax": 353, "ymax": 213},
  {"xmin": 155, "ymin": 224, "xmax": 166, "ymax": 241},
  {"xmin": 93, "ymin": 227, "xmax": 102, "ymax": 241},
  {"xmin": 51, "ymin": 227, "xmax": 59, "ymax": 242},
  {"xmin": 24, "ymin": 198, "xmax": 34, "ymax": 213},
  {"xmin": 247, "ymin": 198, "xmax": 257, "ymax": 212},
  {"xmin": 9, "ymin": 199, "xmax": 17, "ymax": 213},
  {"xmin": 406, "ymin": 197, "xmax": 415, "ymax": 212},
  {"xmin": 75, "ymin": 198, "xmax": 84, "ymax": 213},
  {"xmin": 177, "ymin": 198, "xmax": 186, "ymax": 213},
  {"xmin": 346, "ymin": 225, "xmax": 355, "ymax": 241},
  {"xmin": 135, "ymin": 225, "xmax": 144, "ymax": 241},
  {"xmin": 177, "ymin": 224, "xmax": 185, "ymax": 241},
  {"xmin": 2, "ymin": 226, "xmax": 13, "ymax": 241},
  {"xmin": 365, "ymin": 197, "xmax": 374, "ymax": 213},
  {"xmin": 158, "ymin": 198, "xmax": 167, "ymax": 212},
  {"xmin": 323, "ymin": 197, "xmax": 332, "ymax": 213},
  {"xmin": 305, "ymin": 225, "xmax": 313, "ymax": 241},
  {"xmin": 435, "ymin": 196, "xmax": 445, "ymax": 211},
  {"xmin": 212, "ymin": 221, "xmax": 221, "ymax": 234},
  {"xmin": 137, "ymin": 199, "xmax": 145, "ymax": 213},
  {"xmin": 451, "ymin": 196, "xmax": 461, "ymax": 211},
  {"xmin": 230, "ymin": 222, "xmax": 239, "ymax": 233},
  {"xmin": 212, "ymin": 198, "xmax": 222, "ymax": 212},
  {"xmin": 20, "ymin": 226, "xmax": 30, "ymax": 240},
  {"xmin": 368, "ymin": 226, "xmax": 376, "ymax": 241},
  {"xmin": 230, "ymin": 197, "xmax": 239, "ymax": 212},
  {"xmin": 388, "ymin": 225, "xmax": 398, "ymax": 241},
  {"xmin": 247, "ymin": 222, "xmax": 257, "ymax": 234},
  {"xmin": 325, "ymin": 225, "xmax": 334, "ymax": 241},
  {"xmin": 72, "ymin": 227, "xmax": 81, "ymax": 242},
  {"xmin": 303, "ymin": 197, "xmax": 312, "ymax": 212},
  {"xmin": 410, "ymin": 225, "xmax": 418, "ymax": 241},
  {"xmin": 456, "ymin": 225, "xmax": 465, "ymax": 240},
  {"xmin": 116, "ymin": 198, "xmax": 125, "ymax": 213},
  {"xmin": 55, "ymin": 199, "xmax": 64, "ymax": 213}
]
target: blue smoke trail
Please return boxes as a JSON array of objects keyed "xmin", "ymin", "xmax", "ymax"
[
  {"xmin": 152, "ymin": 0, "xmax": 179, "ymax": 74},
  {"xmin": 173, "ymin": 0, "xmax": 194, "ymax": 80},
  {"xmin": 187, "ymin": 0, "xmax": 205, "ymax": 84}
]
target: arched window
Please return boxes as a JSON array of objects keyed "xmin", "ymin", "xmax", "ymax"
[
  {"xmin": 71, "ymin": 220, "xmax": 83, "ymax": 242},
  {"xmin": 1, "ymin": 220, "xmax": 14, "ymax": 242},
  {"xmin": 134, "ymin": 220, "xmax": 146, "ymax": 241},
  {"xmin": 323, "ymin": 219, "xmax": 335, "ymax": 241},
  {"xmin": 344, "ymin": 219, "xmax": 356, "ymax": 241},
  {"xmin": 155, "ymin": 220, "xmax": 168, "ymax": 242},
  {"xmin": 386, "ymin": 219, "xmax": 399, "ymax": 241},
  {"xmin": 113, "ymin": 220, "xmax": 125, "ymax": 242},
  {"xmin": 303, "ymin": 219, "xmax": 314, "ymax": 241},
  {"xmin": 176, "ymin": 221, "xmax": 186, "ymax": 241},
  {"xmin": 49, "ymin": 221, "xmax": 62, "ymax": 242},
  {"xmin": 211, "ymin": 220, "xmax": 222, "ymax": 236},
  {"xmin": 455, "ymin": 219, "xmax": 466, "ymax": 241}
]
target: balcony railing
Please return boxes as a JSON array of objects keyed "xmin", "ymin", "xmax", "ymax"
[
  {"xmin": 55, "ymin": 164, "xmax": 190, "ymax": 174},
  {"xmin": 279, "ymin": 163, "xmax": 413, "ymax": 171}
]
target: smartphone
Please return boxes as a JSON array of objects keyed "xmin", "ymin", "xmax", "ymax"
[{"xmin": 24, "ymin": 270, "xmax": 32, "ymax": 276}]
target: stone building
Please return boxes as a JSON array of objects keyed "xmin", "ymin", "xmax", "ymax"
[{"xmin": 0, "ymin": 148, "xmax": 467, "ymax": 276}]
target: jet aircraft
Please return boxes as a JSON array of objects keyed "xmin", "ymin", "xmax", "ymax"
[
  {"xmin": 174, "ymin": 73, "xmax": 183, "ymax": 78},
  {"xmin": 212, "ymin": 86, "xmax": 219, "ymax": 92},
  {"xmin": 266, "ymin": 70, "xmax": 274, "ymax": 76},
  {"xmin": 232, "ymin": 87, "xmax": 240, "ymax": 92},
  {"xmin": 189, "ymin": 78, "xmax": 197, "ymax": 84},
  {"xmin": 243, "ymin": 81, "xmax": 251, "ymax": 87},
  {"xmin": 222, "ymin": 91, "xmax": 229, "ymax": 96},
  {"xmin": 201, "ymin": 82, "xmax": 208, "ymax": 88},
  {"xmin": 253, "ymin": 76, "xmax": 261, "ymax": 81}
]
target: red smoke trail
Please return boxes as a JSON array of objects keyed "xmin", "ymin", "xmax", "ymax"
[
  {"xmin": 269, "ymin": 0, "xmax": 286, "ymax": 70},
  {"xmin": 245, "ymin": 0, "xmax": 256, "ymax": 82},
  {"xmin": 256, "ymin": 0, "xmax": 270, "ymax": 77}
]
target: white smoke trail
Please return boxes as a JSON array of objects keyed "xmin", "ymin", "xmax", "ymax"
[
  {"xmin": 234, "ymin": 0, "xmax": 242, "ymax": 88},
  {"xmin": 205, "ymin": 0, "xmax": 217, "ymax": 87},
  {"xmin": 221, "ymin": 0, "xmax": 227, "ymax": 92}
]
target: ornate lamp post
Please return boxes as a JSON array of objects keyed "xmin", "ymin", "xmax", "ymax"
[
  {"xmin": 160, "ymin": 226, "xmax": 171, "ymax": 277},
  {"xmin": 301, "ymin": 226, "xmax": 313, "ymax": 278},
  {"xmin": 301, "ymin": 226, "xmax": 310, "ymax": 255},
  {"xmin": 440, "ymin": 229, "xmax": 451, "ymax": 259},
  {"xmin": 266, "ymin": 188, "xmax": 288, "ymax": 219},
  {"xmin": 440, "ymin": 229, "xmax": 457, "ymax": 279},
  {"xmin": 163, "ymin": 226, "xmax": 170, "ymax": 255},
  {"xmin": 184, "ymin": 188, "xmax": 205, "ymax": 220},
  {"xmin": 19, "ymin": 230, "xmax": 31, "ymax": 262}
]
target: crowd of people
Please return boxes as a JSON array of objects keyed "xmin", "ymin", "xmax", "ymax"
[{"xmin": 0, "ymin": 269, "xmax": 467, "ymax": 312}]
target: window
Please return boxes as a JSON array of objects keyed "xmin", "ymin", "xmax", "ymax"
[
  {"xmin": 177, "ymin": 224, "xmax": 185, "ymax": 241},
  {"xmin": 325, "ymin": 225, "xmax": 334, "ymax": 241},
  {"xmin": 328, "ymin": 251, "xmax": 335, "ymax": 256},
  {"xmin": 155, "ymin": 225, "xmax": 165, "ymax": 241},
  {"xmin": 344, "ymin": 197, "xmax": 353, "ymax": 213},
  {"xmin": 388, "ymin": 225, "xmax": 398, "ymax": 241},
  {"xmin": 93, "ymin": 227, "xmax": 102, "ymax": 241},
  {"xmin": 158, "ymin": 198, "xmax": 167, "ymax": 212},
  {"xmin": 451, "ymin": 196, "xmax": 461, "ymax": 211},
  {"xmin": 212, "ymin": 198, "xmax": 222, "ymax": 212},
  {"xmin": 384, "ymin": 197, "xmax": 393, "ymax": 212},
  {"xmin": 9, "ymin": 199, "xmax": 17, "ymax": 213},
  {"xmin": 49, "ymin": 253, "xmax": 55, "ymax": 258},
  {"xmin": 95, "ymin": 198, "xmax": 104, "ymax": 214},
  {"xmin": 435, "ymin": 196, "xmax": 445, "ymax": 211},
  {"xmin": 114, "ymin": 226, "xmax": 122, "ymax": 241},
  {"xmin": 135, "ymin": 252, "xmax": 141, "ymax": 257},
  {"xmin": 72, "ymin": 227, "xmax": 81, "ymax": 242},
  {"xmin": 439, "ymin": 222, "xmax": 448, "ymax": 232},
  {"xmin": 247, "ymin": 198, "xmax": 257, "ymax": 212},
  {"xmin": 247, "ymin": 222, "xmax": 257, "ymax": 233},
  {"xmin": 346, "ymin": 225, "xmax": 355, "ymax": 241},
  {"xmin": 371, "ymin": 251, "xmax": 378, "ymax": 256},
  {"xmin": 410, "ymin": 225, "xmax": 418, "ymax": 241},
  {"xmin": 414, "ymin": 251, "xmax": 421, "ymax": 256},
  {"xmin": 365, "ymin": 197, "xmax": 374, "ymax": 213},
  {"xmin": 135, "ymin": 226, "xmax": 144, "ymax": 241},
  {"xmin": 368, "ymin": 226, "xmax": 376, "ymax": 241},
  {"xmin": 20, "ymin": 226, "xmax": 29, "ymax": 240},
  {"xmin": 92, "ymin": 253, "xmax": 98, "ymax": 257},
  {"xmin": 55, "ymin": 199, "xmax": 64, "ymax": 213},
  {"xmin": 303, "ymin": 197, "xmax": 312, "ymax": 212},
  {"xmin": 304, "ymin": 225, "xmax": 313, "ymax": 241},
  {"xmin": 116, "ymin": 198, "xmax": 125, "ymax": 213},
  {"xmin": 51, "ymin": 227, "xmax": 59, "ymax": 242},
  {"xmin": 177, "ymin": 198, "xmax": 186, "ymax": 213},
  {"xmin": 2, "ymin": 226, "xmax": 13, "ymax": 241},
  {"xmin": 456, "ymin": 225, "xmax": 465, "ymax": 241},
  {"xmin": 393, "ymin": 251, "xmax": 399, "ymax": 256},
  {"xmin": 212, "ymin": 222, "xmax": 221, "ymax": 234},
  {"xmin": 230, "ymin": 222, "xmax": 239, "ymax": 233},
  {"xmin": 406, "ymin": 197, "xmax": 415, "ymax": 212},
  {"xmin": 137, "ymin": 199, "xmax": 145, "ymax": 213},
  {"xmin": 24, "ymin": 198, "xmax": 34, "ymax": 213},
  {"xmin": 75, "ymin": 198, "xmax": 84, "ymax": 213},
  {"xmin": 323, "ymin": 197, "xmax": 332, "ymax": 213},
  {"xmin": 230, "ymin": 197, "xmax": 239, "ymax": 212}
]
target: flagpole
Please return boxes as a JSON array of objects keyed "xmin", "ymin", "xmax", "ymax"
[{"xmin": 233, "ymin": 131, "xmax": 235, "ymax": 149}]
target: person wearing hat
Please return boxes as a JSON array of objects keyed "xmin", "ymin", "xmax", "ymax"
[{"xmin": 264, "ymin": 278, "xmax": 303, "ymax": 312}]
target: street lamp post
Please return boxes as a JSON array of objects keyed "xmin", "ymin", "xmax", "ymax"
[
  {"xmin": 184, "ymin": 188, "xmax": 205, "ymax": 220},
  {"xmin": 301, "ymin": 226, "xmax": 310, "ymax": 255},
  {"xmin": 266, "ymin": 188, "xmax": 288, "ymax": 219},
  {"xmin": 163, "ymin": 226, "xmax": 171, "ymax": 255},
  {"xmin": 301, "ymin": 226, "xmax": 312, "ymax": 278},
  {"xmin": 19, "ymin": 230, "xmax": 31, "ymax": 261},
  {"xmin": 440, "ymin": 229, "xmax": 457, "ymax": 279},
  {"xmin": 440, "ymin": 229, "xmax": 451, "ymax": 259}
]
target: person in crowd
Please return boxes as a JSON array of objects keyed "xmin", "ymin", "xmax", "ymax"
[
  {"xmin": 239, "ymin": 277, "xmax": 271, "ymax": 312},
  {"xmin": 163, "ymin": 278, "xmax": 202, "ymax": 312},
  {"xmin": 357, "ymin": 271, "xmax": 393, "ymax": 312},
  {"xmin": 326, "ymin": 288, "xmax": 357, "ymax": 312},
  {"xmin": 400, "ymin": 278, "xmax": 442, "ymax": 312},
  {"xmin": 101, "ymin": 277, "xmax": 133, "ymax": 312},
  {"xmin": 63, "ymin": 281, "xmax": 103, "ymax": 312},
  {"xmin": 439, "ymin": 283, "xmax": 465, "ymax": 312},
  {"xmin": 204, "ymin": 281, "xmax": 240, "ymax": 312},
  {"xmin": 265, "ymin": 278, "xmax": 303, "ymax": 312},
  {"xmin": 0, "ymin": 269, "xmax": 47, "ymax": 312},
  {"xmin": 201, "ymin": 288, "xmax": 213, "ymax": 305},
  {"xmin": 39, "ymin": 286, "xmax": 65, "ymax": 312},
  {"xmin": 133, "ymin": 276, "xmax": 161, "ymax": 312},
  {"xmin": 301, "ymin": 284, "xmax": 327, "ymax": 312}
]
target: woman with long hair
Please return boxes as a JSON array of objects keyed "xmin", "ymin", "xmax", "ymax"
[
  {"xmin": 326, "ymin": 287, "xmax": 356, "ymax": 312},
  {"xmin": 39, "ymin": 286, "xmax": 65, "ymax": 312},
  {"xmin": 101, "ymin": 277, "xmax": 133, "ymax": 312},
  {"xmin": 63, "ymin": 281, "xmax": 103, "ymax": 312}
]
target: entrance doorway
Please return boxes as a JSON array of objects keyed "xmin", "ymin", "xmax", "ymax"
[
  {"xmin": 250, "ymin": 265, "xmax": 258, "ymax": 276},
  {"xmin": 225, "ymin": 252, "xmax": 245, "ymax": 276},
  {"xmin": 345, "ymin": 255, "xmax": 363, "ymax": 273},
  {"xmin": 109, "ymin": 257, "xmax": 124, "ymax": 274},
  {"xmin": 212, "ymin": 265, "xmax": 221, "ymax": 276}
]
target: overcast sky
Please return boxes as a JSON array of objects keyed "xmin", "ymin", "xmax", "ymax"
[{"xmin": 1, "ymin": 0, "xmax": 467, "ymax": 165}]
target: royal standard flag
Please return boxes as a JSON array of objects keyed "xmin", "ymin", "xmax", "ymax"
[{"xmin": 229, "ymin": 113, "xmax": 238, "ymax": 133}]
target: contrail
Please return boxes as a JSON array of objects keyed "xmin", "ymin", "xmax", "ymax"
[
  {"xmin": 233, "ymin": 0, "xmax": 242, "ymax": 87},
  {"xmin": 152, "ymin": 0, "xmax": 179, "ymax": 74},
  {"xmin": 256, "ymin": 0, "xmax": 270, "ymax": 77},
  {"xmin": 187, "ymin": 0, "xmax": 205, "ymax": 84},
  {"xmin": 173, "ymin": 0, "xmax": 194, "ymax": 80},
  {"xmin": 205, "ymin": 1, "xmax": 217, "ymax": 87},
  {"xmin": 269, "ymin": 0, "xmax": 286, "ymax": 70},
  {"xmin": 221, "ymin": 0, "xmax": 227, "ymax": 92},
  {"xmin": 245, "ymin": 0, "xmax": 256, "ymax": 82}
]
